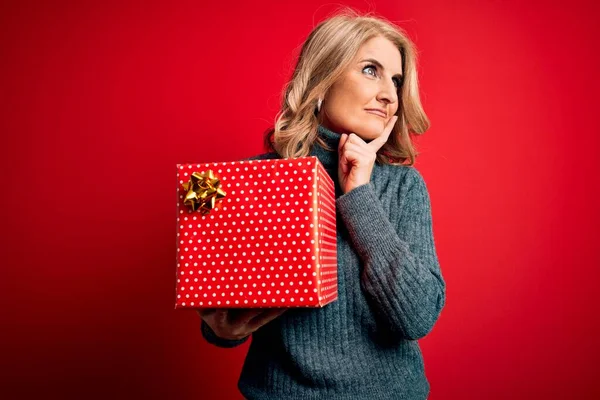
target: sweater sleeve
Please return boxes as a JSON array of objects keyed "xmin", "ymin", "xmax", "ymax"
[
  {"xmin": 201, "ymin": 319, "xmax": 250, "ymax": 348},
  {"xmin": 336, "ymin": 169, "xmax": 446, "ymax": 340}
]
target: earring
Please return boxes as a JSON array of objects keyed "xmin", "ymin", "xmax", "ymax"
[{"xmin": 317, "ymin": 98, "xmax": 322, "ymax": 112}]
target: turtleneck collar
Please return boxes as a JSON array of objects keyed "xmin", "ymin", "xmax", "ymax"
[{"xmin": 310, "ymin": 124, "xmax": 342, "ymax": 170}]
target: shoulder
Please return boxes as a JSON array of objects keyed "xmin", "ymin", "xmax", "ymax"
[
  {"xmin": 374, "ymin": 164, "xmax": 432, "ymax": 213},
  {"xmin": 376, "ymin": 163, "xmax": 427, "ymax": 190}
]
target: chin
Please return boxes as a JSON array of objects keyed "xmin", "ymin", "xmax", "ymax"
[
  {"xmin": 353, "ymin": 123, "xmax": 381, "ymax": 141},
  {"xmin": 334, "ymin": 119, "xmax": 381, "ymax": 140}
]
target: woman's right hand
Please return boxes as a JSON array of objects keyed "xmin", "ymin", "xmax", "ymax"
[{"xmin": 197, "ymin": 308, "xmax": 288, "ymax": 340}]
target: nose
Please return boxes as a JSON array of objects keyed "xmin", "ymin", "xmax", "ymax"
[{"xmin": 376, "ymin": 78, "xmax": 398, "ymax": 106}]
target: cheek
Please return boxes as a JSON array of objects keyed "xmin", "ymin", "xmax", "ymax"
[
  {"xmin": 325, "ymin": 75, "xmax": 380, "ymax": 130},
  {"xmin": 344, "ymin": 78, "xmax": 372, "ymax": 103}
]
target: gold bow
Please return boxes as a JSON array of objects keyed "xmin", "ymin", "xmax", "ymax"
[{"xmin": 182, "ymin": 170, "xmax": 226, "ymax": 215}]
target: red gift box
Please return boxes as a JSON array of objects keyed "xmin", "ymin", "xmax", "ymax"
[{"xmin": 174, "ymin": 156, "xmax": 337, "ymax": 309}]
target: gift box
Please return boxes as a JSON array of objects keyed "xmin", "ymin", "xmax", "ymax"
[{"xmin": 174, "ymin": 156, "xmax": 337, "ymax": 309}]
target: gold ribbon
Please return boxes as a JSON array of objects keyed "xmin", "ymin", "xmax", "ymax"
[{"xmin": 182, "ymin": 170, "xmax": 226, "ymax": 215}]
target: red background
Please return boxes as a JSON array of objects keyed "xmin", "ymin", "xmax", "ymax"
[{"xmin": 2, "ymin": 0, "xmax": 599, "ymax": 399}]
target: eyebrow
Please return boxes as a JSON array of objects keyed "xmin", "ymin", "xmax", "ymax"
[{"xmin": 359, "ymin": 58, "xmax": 403, "ymax": 78}]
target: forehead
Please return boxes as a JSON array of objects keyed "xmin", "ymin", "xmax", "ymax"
[{"xmin": 355, "ymin": 36, "xmax": 403, "ymax": 74}]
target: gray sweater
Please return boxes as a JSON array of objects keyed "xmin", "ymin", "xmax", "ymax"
[{"xmin": 200, "ymin": 124, "xmax": 446, "ymax": 399}]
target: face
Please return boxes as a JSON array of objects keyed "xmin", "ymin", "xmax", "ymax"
[{"xmin": 319, "ymin": 35, "xmax": 403, "ymax": 141}]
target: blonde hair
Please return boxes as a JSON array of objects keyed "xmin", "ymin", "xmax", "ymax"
[{"xmin": 264, "ymin": 7, "xmax": 430, "ymax": 166}]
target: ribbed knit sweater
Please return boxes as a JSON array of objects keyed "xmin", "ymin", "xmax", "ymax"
[{"xmin": 200, "ymin": 124, "xmax": 446, "ymax": 400}]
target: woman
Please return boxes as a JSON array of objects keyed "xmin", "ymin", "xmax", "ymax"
[{"xmin": 198, "ymin": 8, "xmax": 446, "ymax": 400}]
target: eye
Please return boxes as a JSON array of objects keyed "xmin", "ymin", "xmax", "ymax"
[
  {"xmin": 362, "ymin": 64, "xmax": 378, "ymax": 77},
  {"xmin": 364, "ymin": 64, "xmax": 402, "ymax": 90}
]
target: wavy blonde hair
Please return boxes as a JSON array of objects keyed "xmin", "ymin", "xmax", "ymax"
[{"xmin": 264, "ymin": 7, "xmax": 430, "ymax": 166}]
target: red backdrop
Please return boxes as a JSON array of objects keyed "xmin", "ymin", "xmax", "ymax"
[{"xmin": 2, "ymin": 0, "xmax": 599, "ymax": 399}]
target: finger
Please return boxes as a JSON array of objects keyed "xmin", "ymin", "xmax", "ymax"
[
  {"xmin": 214, "ymin": 309, "xmax": 228, "ymax": 325},
  {"xmin": 339, "ymin": 134, "xmax": 350, "ymax": 175},
  {"xmin": 342, "ymin": 141, "xmax": 369, "ymax": 155},
  {"xmin": 341, "ymin": 149, "xmax": 365, "ymax": 166},
  {"xmin": 247, "ymin": 308, "xmax": 288, "ymax": 331},
  {"xmin": 339, "ymin": 148, "xmax": 356, "ymax": 175},
  {"xmin": 368, "ymin": 115, "xmax": 398, "ymax": 151},
  {"xmin": 345, "ymin": 133, "xmax": 366, "ymax": 145},
  {"xmin": 339, "ymin": 152, "xmax": 349, "ymax": 175},
  {"xmin": 228, "ymin": 308, "xmax": 265, "ymax": 325},
  {"xmin": 197, "ymin": 308, "xmax": 217, "ymax": 318},
  {"xmin": 340, "ymin": 137, "xmax": 368, "ymax": 157},
  {"xmin": 338, "ymin": 133, "xmax": 348, "ymax": 153}
]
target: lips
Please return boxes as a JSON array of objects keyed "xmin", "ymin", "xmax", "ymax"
[{"xmin": 365, "ymin": 109, "xmax": 387, "ymax": 118}]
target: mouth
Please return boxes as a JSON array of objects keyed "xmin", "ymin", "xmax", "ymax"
[{"xmin": 365, "ymin": 109, "xmax": 387, "ymax": 119}]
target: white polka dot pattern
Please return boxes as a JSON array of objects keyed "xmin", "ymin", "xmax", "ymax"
[{"xmin": 174, "ymin": 156, "xmax": 338, "ymax": 309}]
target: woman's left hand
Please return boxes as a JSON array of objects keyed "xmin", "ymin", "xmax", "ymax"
[{"xmin": 338, "ymin": 116, "xmax": 398, "ymax": 194}]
